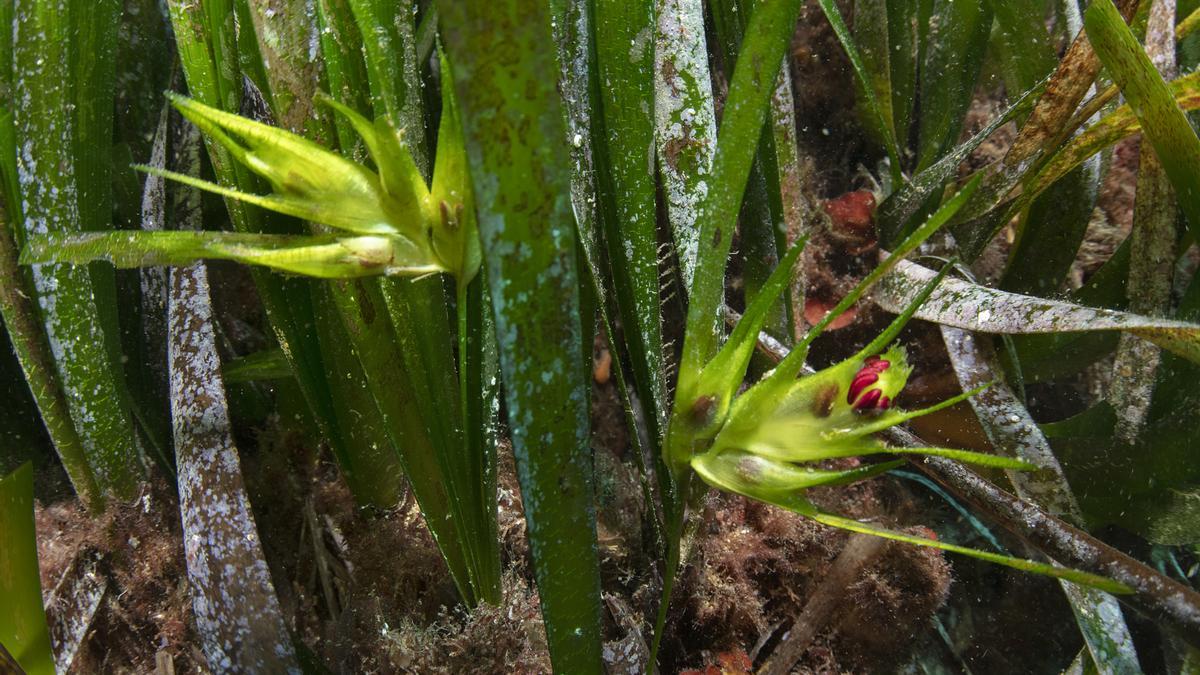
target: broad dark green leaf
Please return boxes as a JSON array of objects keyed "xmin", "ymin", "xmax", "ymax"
[
  {"xmin": 852, "ymin": 0, "xmax": 897, "ymax": 151},
  {"xmin": 916, "ymin": 0, "xmax": 992, "ymax": 171},
  {"xmin": 987, "ymin": 0, "xmax": 1056, "ymax": 101},
  {"xmin": 441, "ymin": 2, "xmax": 603, "ymax": 670},
  {"xmin": 13, "ymin": 0, "xmax": 141, "ymax": 497}
]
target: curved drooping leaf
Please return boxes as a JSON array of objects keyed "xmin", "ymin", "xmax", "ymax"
[
  {"xmin": 875, "ymin": 259, "xmax": 1200, "ymax": 365},
  {"xmin": 0, "ymin": 199, "xmax": 102, "ymax": 511}
]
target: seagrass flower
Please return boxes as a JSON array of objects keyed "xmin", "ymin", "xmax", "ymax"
[
  {"xmin": 22, "ymin": 57, "xmax": 479, "ymax": 286},
  {"xmin": 663, "ymin": 233, "xmax": 1128, "ymax": 592}
]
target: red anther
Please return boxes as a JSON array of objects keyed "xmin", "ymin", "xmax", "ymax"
[
  {"xmin": 862, "ymin": 355, "xmax": 890, "ymax": 373},
  {"xmin": 847, "ymin": 371, "xmax": 879, "ymax": 404},
  {"xmin": 853, "ymin": 388, "xmax": 882, "ymax": 410},
  {"xmin": 877, "ymin": 396, "xmax": 890, "ymax": 410}
]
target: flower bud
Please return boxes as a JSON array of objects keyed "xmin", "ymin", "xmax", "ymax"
[{"xmin": 845, "ymin": 348, "xmax": 911, "ymax": 412}]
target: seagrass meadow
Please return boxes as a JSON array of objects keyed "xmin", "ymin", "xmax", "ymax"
[{"xmin": 4, "ymin": 0, "xmax": 1200, "ymax": 672}]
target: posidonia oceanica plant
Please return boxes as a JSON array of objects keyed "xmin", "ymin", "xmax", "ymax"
[
  {"xmin": 22, "ymin": 87, "xmax": 1129, "ymax": 596},
  {"xmin": 11, "ymin": 0, "xmax": 1200, "ymax": 672}
]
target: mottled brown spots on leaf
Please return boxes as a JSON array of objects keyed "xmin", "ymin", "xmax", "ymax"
[
  {"xmin": 689, "ymin": 394, "xmax": 717, "ymax": 428},
  {"xmin": 812, "ymin": 383, "xmax": 838, "ymax": 418}
]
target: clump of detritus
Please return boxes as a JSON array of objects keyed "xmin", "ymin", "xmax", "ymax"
[
  {"xmin": 834, "ymin": 535, "xmax": 952, "ymax": 670},
  {"xmin": 369, "ymin": 572, "xmax": 550, "ymax": 674},
  {"xmin": 34, "ymin": 479, "xmax": 202, "ymax": 673},
  {"xmin": 666, "ymin": 488, "xmax": 952, "ymax": 673}
]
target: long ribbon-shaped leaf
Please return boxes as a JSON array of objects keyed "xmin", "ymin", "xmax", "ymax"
[
  {"xmin": 679, "ymin": 0, "xmax": 804, "ymax": 396},
  {"xmin": 169, "ymin": 259, "xmax": 300, "ymax": 673},
  {"xmin": 654, "ymin": 0, "xmax": 717, "ymax": 287},
  {"xmin": 14, "ymin": 0, "xmax": 142, "ymax": 497},
  {"xmin": 1029, "ymin": 70, "xmax": 1200, "ymax": 204},
  {"xmin": 1108, "ymin": 0, "xmax": 1180, "ymax": 446},
  {"xmin": 594, "ymin": 0, "xmax": 670, "ymax": 439},
  {"xmin": 941, "ymin": 327, "xmax": 1142, "ymax": 672},
  {"xmin": 442, "ymin": 2, "xmax": 603, "ymax": 670}
]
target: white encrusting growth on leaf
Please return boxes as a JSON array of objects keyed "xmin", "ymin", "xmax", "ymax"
[
  {"xmin": 653, "ymin": 0, "xmax": 717, "ymax": 288},
  {"xmin": 876, "ymin": 258, "xmax": 1200, "ymax": 364},
  {"xmin": 168, "ymin": 260, "xmax": 299, "ymax": 674},
  {"xmin": 13, "ymin": 0, "xmax": 140, "ymax": 494}
]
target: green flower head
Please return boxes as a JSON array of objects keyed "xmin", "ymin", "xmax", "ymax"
[{"xmin": 21, "ymin": 53, "xmax": 481, "ymax": 286}]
